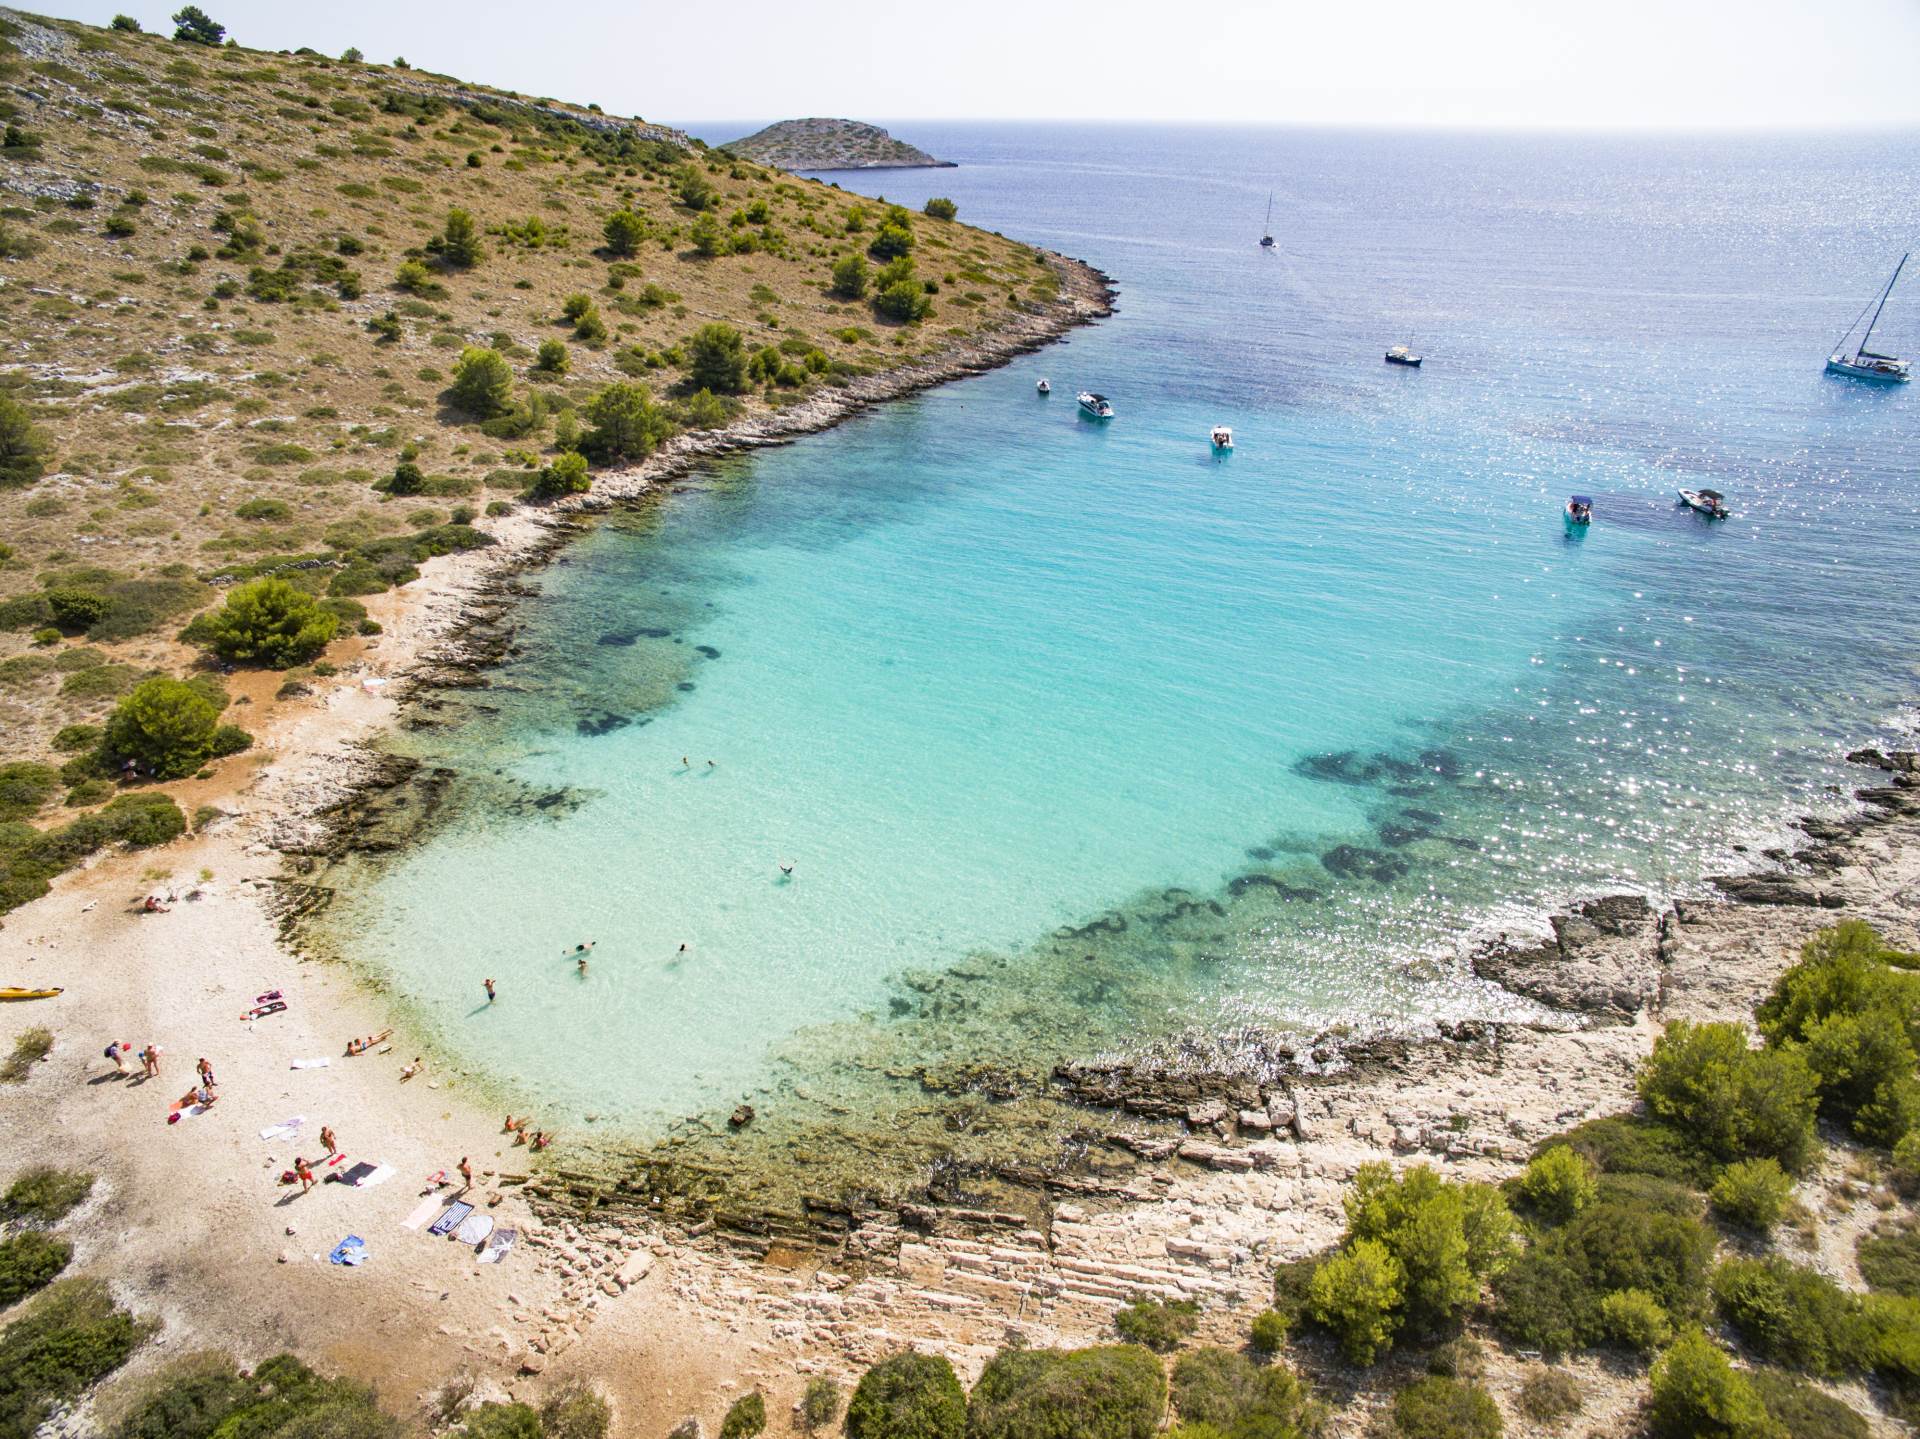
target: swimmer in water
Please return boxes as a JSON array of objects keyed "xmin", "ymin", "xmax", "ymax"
[
  {"xmin": 779, "ymin": 861, "xmax": 794, "ymax": 876},
  {"xmin": 577, "ymin": 956, "xmax": 588, "ymax": 976}
]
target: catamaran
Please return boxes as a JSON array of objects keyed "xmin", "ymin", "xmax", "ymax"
[
  {"xmin": 1259, "ymin": 193, "xmax": 1275, "ymax": 250},
  {"xmin": 1826, "ymin": 253, "xmax": 1910, "ymax": 383}
]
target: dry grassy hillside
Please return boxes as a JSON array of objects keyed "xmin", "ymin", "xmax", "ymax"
[{"xmin": 0, "ymin": 6, "xmax": 1063, "ymax": 781}]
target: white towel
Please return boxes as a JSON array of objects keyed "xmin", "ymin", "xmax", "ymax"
[
  {"xmin": 398, "ymin": 1195, "xmax": 442, "ymax": 1231},
  {"xmin": 356, "ymin": 1164, "xmax": 396, "ymax": 1190},
  {"xmin": 290, "ymin": 1058, "xmax": 331, "ymax": 1070},
  {"xmin": 259, "ymin": 1116, "xmax": 305, "ymax": 1140}
]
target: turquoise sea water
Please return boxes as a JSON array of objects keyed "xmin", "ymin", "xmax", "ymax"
[{"xmin": 322, "ymin": 128, "xmax": 1920, "ymax": 1184}]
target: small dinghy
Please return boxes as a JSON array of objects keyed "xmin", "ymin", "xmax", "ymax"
[
  {"xmin": 1678, "ymin": 488, "xmax": 1728, "ymax": 520},
  {"xmin": 1036, "ymin": 378, "xmax": 1051, "ymax": 395},
  {"xmin": 1077, "ymin": 391, "xmax": 1114, "ymax": 419},
  {"xmin": 1564, "ymin": 495, "xmax": 1592, "ymax": 532},
  {"xmin": 1210, "ymin": 425, "xmax": 1233, "ymax": 450}
]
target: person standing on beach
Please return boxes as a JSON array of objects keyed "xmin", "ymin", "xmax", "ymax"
[
  {"xmin": 295, "ymin": 1156, "xmax": 315, "ymax": 1193},
  {"xmin": 141, "ymin": 1044, "xmax": 161, "ymax": 1078},
  {"xmin": 320, "ymin": 1125, "xmax": 337, "ymax": 1157},
  {"xmin": 484, "ymin": 977, "xmax": 496, "ymax": 1003},
  {"xmin": 196, "ymin": 1057, "xmax": 216, "ymax": 1090},
  {"xmin": 105, "ymin": 1041, "xmax": 128, "ymax": 1077},
  {"xmin": 457, "ymin": 1156, "xmax": 473, "ymax": 1192}
]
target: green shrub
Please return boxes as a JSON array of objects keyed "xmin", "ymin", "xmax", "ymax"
[
  {"xmin": 561, "ymin": 292, "xmax": 594, "ymax": 322},
  {"xmin": 0, "ymin": 1278, "xmax": 151, "ymax": 1439},
  {"xmin": 1337, "ymin": 1162, "xmax": 1516, "ymax": 1337},
  {"xmin": 1646, "ymin": 1329, "xmax": 1778, "ymax": 1439},
  {"xmin": 387, "ymin": 460, "xmax": 426, "ymax": 496},
  {"xmin": 100, "ymin": 792, "xmax": 188, "ymax": 847},
  {"xmin": 1597, "ymin": 1288, "xmax": 1672, "ymax": 1354},
  {"xmin": 199, "ymin": 577, "xmax": 338, "ymax": 666},
  {"xmin": 45, "ymin": 587, "xmax": 110, "ymax": 634},
  {"xmin": 1710, "ymin": 1159, "xmax": 1793, "ymax": 1233},
  {"xmin": 2, "ymin": 1167, "xmax": 92, "ymax": 1223},
  {"xmin": 1859, "ymin": 1220, "xmax": 1920, "ymax": 1298},
  {"xmin": 830, "ymin": 253, "xmax": 869, "ymax": 299},
  {"xmin": 1248, "ymin": 1309, "xmax": 1288, "ymax": 1355},
  {"xmin": 171, "ymin": 6, "xmax": 225, "ymax": 45},
  {"xmin": 53, "ymin": 724, "xmax": 105, "ymax": 753},
  {"xmin": 719, "ymin": 1392, "xmax": 765, "ymax": 1439},
  {"xmin": 1306, "ymin": 1237, "xmax": 1403, "ymax": 1364},
  {"xmin": 1168, "ymin": 1348, "xmax": 1319, "ymax": 1439},
  {"xmin": 1, "ymin": 1027, "xmax": 53, "ymax": 1085},
  {"xmin": 0, "ymin": 1232, "xmax": 71, "ymax": 1308},
  {"xmin": 111, "ymin": 13, "xmax": 142, "ymax": 30},
  {"xmin": 1746, "ymin": 1370, "xmax": 1866, "ymax": 1439},
  {"xmin": 1638, "ymin": 1019, "xmax": 1818, "ymax": 1171},
  {"xmin": 967, "ymin": 1345, "xmax": 1166, "ymax": 1439},
  {"xmin": 395, "ymin": 259, "xmax": 445, "ymax": 297},
  {"xmin": 431, "ymin": 208, "xmax": 483, "ymax": 269},
  {"xmin": 538, "ymin": 1381, "xmax": 610, "ymax": 1439},
  {"xmin": 1519, "ymin": 1146, "xmax": 1597, "ymax": 1223},
  {"xmin": 876, "ymin": 278, "xmax": 933, "ymax": 323},
  {"xmin": 1515, "ymin": 1367, "xmax": 1581, "ymax": 1425},
  {"xmin": 869, "ymin": 222, "xmax": 913, "ymax": 261},
  {"xmin": 534, "ymin": 339, "xmax": 570, "ymax": 375},
  {"xmin": 449, "ymin": 346, "xmax": 514, "ymax": 418},
  {"xmin": 1713, "ymin": 1256, "xmax": 1873, "ymax": 1377},
  {"xmin": 0, "ymin": 764, "xmax": 57, "ymax": 822},
  {"xmin": 457, "ymin": 1402, "xmax": 540, "ymax": 1439},
  {"xmin": 1890, "ymin": 1131, "xmax": 1920, "ymax": 1194},
  {"xmin": 845, "ymin": 1352, "xmax": 965, "ymax": 1439},
  {"xmin": 689, "ymin": 323, "xmax": 750, "ymax": 394},
  {"xmin": 924, "ymin": 197, "xmax": 958, "ymax": 221},
  {"xmin": 678, "ymin": 388, "xmax": 736, "ymax": 431},
  {"xmin": 103, "ymin": 677, "xmax": 220, "ymax": 779},
  {"xmin": 1114, "ymin": 1296, "xmax": 1198, "ymax": 1352},
  {"xmin": 582, "ymin": 383, "xmax": 672, "ymax": 463},
  {"xmin": 1391, "ymin": 1377, "xmax": 1501, "ymax": 1439},
  {"xmin": 603, "ymin": 209, "xmax": 646, "ymax": 256},
  {"xmin": 800, "ymin": 1378, "xmax": 840, "ymax": 1435}
]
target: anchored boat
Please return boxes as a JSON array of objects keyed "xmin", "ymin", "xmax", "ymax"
[
  {"xmin": 1077, "ymin": 391, "xmax": 1114, "ymax": 419},
  {"xmin": 1210, "ymin": 425, "xmax": 1233, "ymax": 450},
  {"xmin": 1678, "ymin": 488, "xmax": 1729, "ymax": 520},
  {"xmin": 1826, "ymin": 253, "xmax": 1911, "ymax": 383},
  {"xmin": 1385, "ymin": 343, "xmax": 1422, "ymax": 367},
  {"xmin": 1564, "ymin": 495, "xmax": 1592, "ymax": 533},
  {"xmin": 1036, "ymin": 378, "xmax": 1051, "ymax": 395}
]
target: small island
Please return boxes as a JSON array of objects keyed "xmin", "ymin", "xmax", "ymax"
[{"xmin": 719, "ymin": 117, "xmax": 955, "ymax": 171}]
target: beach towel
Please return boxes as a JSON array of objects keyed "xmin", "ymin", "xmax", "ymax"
[
  {"xmin": 427, "ymin": 1201, "xmax": 473, "ymax": 1237},
  {"xmin": 327, "ymin": 1236, "xmax": 367, "ymax": 1266},
  {"xmin": 290, "ymin": 1058, "xmax": 330, "ymax": 1070},
  {"xmin": 325, "ymin": 1152, "xmax": 349, "ymax": 1167},
  {"xmin": 454, "ymin": 1212, "xmax": 493, "ymax": 1247},
  {"xmin": 339, "ymin": 1161, "xmax": 377, "ymax": 1186},
  {"xmin": 476, "ymin": 1227, "xmax": 517, "ymax": 1265},
  {"xmin": 259, "ymin": 1116, "xmax": 304, "ymax": 1141},
  {"xmin": 399, "ymin": 1195, "xmax": 443, "ymax": 1231},
  {"xmin": 357, "ymin": 1163, "xmax": 396, "ymax": 1190},
  {"xmin": 255, "ymin": 990, "xmax": 282, "ymax": 1004}
]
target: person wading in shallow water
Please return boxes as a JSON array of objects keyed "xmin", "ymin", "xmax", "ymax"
[{"xmin": 484, "ymin": 977, "xmax": 496, "ymax": 1003}]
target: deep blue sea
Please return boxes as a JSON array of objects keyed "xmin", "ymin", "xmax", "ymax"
[{"xmin": 323, "ymin": 126, "xmax": 1920, "ymax": 1174}]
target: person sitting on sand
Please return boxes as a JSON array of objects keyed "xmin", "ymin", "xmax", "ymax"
[
  {"xmin": 529, "ymin": 1131, "xmax": 552, "ymax": 1151},
  {"xmin": 399, "ymin": 1057, "xmax": 424, "ymax": 1081},
  {"xmin": 143, "ymin": 895, "xmax": 170, "ymax": 914},
  {"xmin": 503, "ymin": 1115, "xmax": 525, "ymax": 1135}
]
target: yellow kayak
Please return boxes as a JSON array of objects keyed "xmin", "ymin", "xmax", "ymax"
[{"xmin": 0, "ymin": 987, "xmax": 63, "ymax": 1001}]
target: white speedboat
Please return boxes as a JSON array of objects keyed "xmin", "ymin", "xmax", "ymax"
[
  {"xmin": 1036, "ymin": 378, "xmax": 1051, "ymax": 395},
  {"xmin": 1077, "ymin": 391, "xmax": 1114, "ymax": 419},
  {"xmin": 1677, "ymin": 488, "xmax": 1728, "ymax": 520},
  {"xmin": 1210, "ymin": 426, "xmax": 1233, "ymax": 449},
  {"xmin": 1826, "ymin": 254, "xmax": 1910, "ymax": 383},
  {"xmin": 1564, "ymin": 495, "xmax": 1592, "ymax": 532}
]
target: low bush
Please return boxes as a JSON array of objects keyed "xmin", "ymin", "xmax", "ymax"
[
  {"xmin": 0, "ymin": 1232, "xmax": 71, "ymax": 1308},
  {"xmin": 0, "ymin": 1278, "xmax": 151, "ymax": 1439},
  {"xmin": 1710, "ymin": 1159, "xmax": 1793, "ymax": 1233},
  {"xmin": 1306, "ymin": 1237, "xmax": 1402, "ymax": 1364},
  {"xmin": 102, "ymin": 677, "xmax": 223, "ymax": 779},
  {"xmin": 1515, "ymin": 1367, "xmax": 1581, "ymax": 1425},
  {"xmin": 1, "ymin": 1027, "xmax": 53, "ymax": 1084},
  {"xmin": 1597, "ymin": 1287, "xmax": 1672, "ymax": 1354},
  {"xmin": 1114, "ymin": 1296, "xmax": 1198, "ymax": 1352},
  {"xmin": 688, "ymin": 323, "xmax": 749, "ymax": 394},
  {"xmin": 1248, "ymin": 1309, "xmax": 1288, "ymax": 1355},
  {"xmin": 1638, "ymin": 1019, "xmax": 1818, "ymax": 1170},
  {"xmin": 1859, "ymin": 1220, "xmax": 1920, "ymax": 1298},
  {"xmin": 457, "ymin": 1403, "xmax": 540, "ymax": 1439},
  {"xmin": 1646, "ymin": 1328, "xmax": 1777, "ymax": 1439},
  {"xmin": 449, "ymin": 346, "xmax": 514, "ymax": 419},
  {"xmin": 830, "ymin": 253, "xmax": 868, "ymax": 299},
  {"xmin": 1519, "ymin": 1146, "xmax": 1597, "ymax": 1223},
  {"xmin": 1391, "ymin": 1377, "xmax": 1501, "ymax": 1439},
  {"xmin": 581, "ymin": 383, "xmax": 673, "ymax": 463},
  {"xmin": 197, "ymin": 577, "xmax": 338, "ymax": 667},
  {"xmin": 535, "ymin": 1382, "xmax": 609, "ymax": 1439},
  {"xmin": 800, "ymin": 1378, "xmax": 841, "ymax": 1435},
  {"xmin": 720, "ymin": 1392, "xmax": 765, "ymax": 1439},
  {"xmin": 845, "ymin": 1352, "xmax": 965, "ymax": 1439},
  {"xmin": 4, "ymin": 1167, "xmax": 94, "ymax": 1223},
  {"xmin": 924, "ymin": 197, "xmax": 958, "ymax": 221},
  {"xmin": 1747, "ymin": 1370, "xmax": 1867, "ymax": 1439},
  {"xmin": 967, "ymin": 1345, "xmax": 1166, "ymax": 1439},
  {"xmin": 0, "ymin": 764, "xmax": 57, "ymax": 822},
  {"xmin": 1168, "ymin": 1348, "xmax": 1320, "ymax": 1439},
  {"xmin": 1712, "ymin": 1256, "xmax": 1872, "ymax": 1377}
]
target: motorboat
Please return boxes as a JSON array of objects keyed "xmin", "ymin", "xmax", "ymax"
[
  {"xmin": 1826, "ymin": 253, "xmax": 1910, "ymax": 383},
  {"xmin": 1077, "ymin": 391, "xmax": 1114, "ymax": 419},
  {"xmin": 1677, "ymin": 488, "xmax": 1728, "ymax": 520},
  {"xmin": 1210, "ymin": 425, "xmax": 1233, "ymax": 449},
  {"xmin": 1385, "ymin": 344, "xmax": 1422, "ymax": 367},
  {"xmin": 1036, "ymin": 378, "xmax": 1051, "ymax": 395},
  {"xmin": 1564, "ymin": 495, "xmax": 1592, "ymax": 532}
]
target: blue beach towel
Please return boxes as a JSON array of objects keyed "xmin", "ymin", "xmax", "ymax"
[
  {"xmin": 327, "ymin": 1236, "xmax": 366, "ymax": 1266},
  {"xmin": 427, "ymin": 1201, "xmax": 473, "ymax": 1237}
]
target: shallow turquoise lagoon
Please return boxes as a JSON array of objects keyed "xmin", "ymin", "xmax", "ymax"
[{"xmin": 324, "ymin": 127, "xmax": 1920, "ymax": 1146}]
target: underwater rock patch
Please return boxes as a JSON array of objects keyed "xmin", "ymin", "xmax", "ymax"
[
  {"xmin": 1320, "ymin": 844, "xmax": 1411, "ymax": 884},
  {"xmin": 694, "ymin": 644, "xmax": 720, "ymax": 659},
  {"xmin": 576, "ymin": 712, "xmax": 632, "ymax": 737},
  {"xmin": 596, "ymin": 630, "xmax": 640, "ymax": 647},
  {"xmin": 1224, "ymin": 872, "xmax": 1321, "ymax": 902}
]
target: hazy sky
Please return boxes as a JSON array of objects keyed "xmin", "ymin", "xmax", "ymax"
[{"xmin": 32, "ymin": 0, "xmax": 1920, "ymax": 131}]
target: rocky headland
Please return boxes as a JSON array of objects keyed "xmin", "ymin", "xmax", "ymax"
[{"xmin": 720, "ymin": 118, "xmax": 955, "ymax": 170}]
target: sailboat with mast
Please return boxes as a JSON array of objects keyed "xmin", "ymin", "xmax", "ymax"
[
  {"xmin": 1826, "ymin": 253, "xmax": 1911, "ymax": 383},
  {"xmin": 1259, "ymin": 193, "xmax": 1275, "ymax": 249}
]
